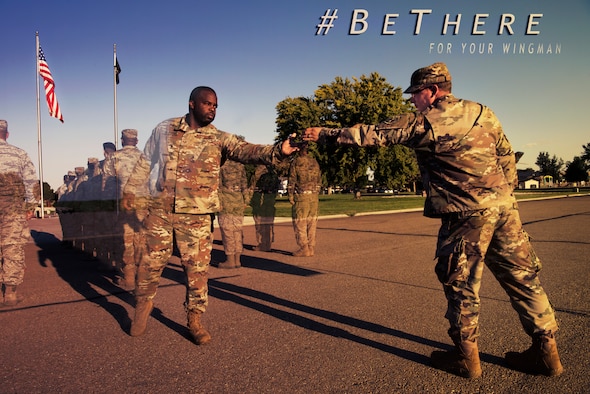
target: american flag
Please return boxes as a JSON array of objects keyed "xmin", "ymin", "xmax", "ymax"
[{"xmin": 38, "ymin": 46, "xmax": 63, "ymax": 123}]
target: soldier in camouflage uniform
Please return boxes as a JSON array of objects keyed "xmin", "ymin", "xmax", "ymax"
[
  {"xmin": 102, "ymin": 129, "xmax": 146, "ymax": 289},
  {"xmin": 0, "ymin": 120, "xmax": 40, "ymax": 306},
  {"xmin": 250, "ymin": 164, "xmax": 279, "ymax": 252},
  {"xmin": 287, "ymin": 144, "xmax": 322, "ymax": 257},
  {"xmin": 304, "ymin": 63, "xmax": 563, "ymax": 378},
  {"xmin": 122, "ymin": 86, "xmax": 298, "ymax": 344},
  {"xmin": 215, "ymin": 159, "xmax": 250, "ymax": 269}
]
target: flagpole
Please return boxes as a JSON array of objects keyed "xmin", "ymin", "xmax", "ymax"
[
  {"xmin": 113, "ymin": 44, "xmax": 120, "ymax": 214},
  {"xmin": 113, "ymin": 44, "xmax": 118, "ymax": 149},
  {"xmin": 35, "ymin": 32, "xmax": 45, "ymax": 219}
]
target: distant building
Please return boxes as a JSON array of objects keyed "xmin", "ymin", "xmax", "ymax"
[{"xmin": 517, "ymin": 168, "xmax": 541, "ymax": 189}]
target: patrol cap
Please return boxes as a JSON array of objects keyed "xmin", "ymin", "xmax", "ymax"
[
  {"xmin": 121, "ymin": 129, "xmax": 138, "ymax": 139},
  {"xmin": 67, "ymin": 171, "xmax": 76, "ymax": 176},
  {"xmin": 404, "ymin": 62, "xmax": 452, "ymax": 94},
  {"xmin": 75, "ymin": 166, "xmax": 85, "ymax": 173},
  {"xmin": 0, "ymin": 120, "xmax": 7, "ymax": 132},
  {"xmin": 103, "ymin": 142, "xmax": 116, "ymax": 151},
  {"xmin": 87, "ymin": 157, "xmax": 99, "ymax": 165}
]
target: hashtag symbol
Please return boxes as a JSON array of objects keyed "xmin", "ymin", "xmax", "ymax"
[{"xmin": 316, "ymin": 9, "xmax": 338, "ymax": 35}]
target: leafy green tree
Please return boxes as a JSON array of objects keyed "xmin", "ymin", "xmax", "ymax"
[
  {"xmin": 275, "ymin": 72, "xmax": 418, "ymax": 191},
  {"xmin": 564, "ymin": 156, "xmax": 589, "ymax": 183},
  {"xmin": 535, "ymin": 152, "xmax": 564, "ymax": 182}
]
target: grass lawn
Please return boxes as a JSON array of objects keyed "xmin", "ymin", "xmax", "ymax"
[{"xmin": 244, "ymin": 190, "xmax": 586, "ymax": 218}]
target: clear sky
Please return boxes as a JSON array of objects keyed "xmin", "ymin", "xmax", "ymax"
[{"xmin": 1, "ymin": 0, "xmax": 588, "ymax": 190}]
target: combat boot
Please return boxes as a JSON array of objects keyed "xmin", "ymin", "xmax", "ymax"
[
  {"xmin": 187, "ymin": 311, "xmax": 211, "ymax": 345},
  {"xmin": 130, "ymin": 299, "xmax": 153, "ymax": 337},
  {"xmin": 3, "ymin": 285, "xmax": 22, "ymax": 307},
  {"xmin": 235, "ymin": 254, "xmax": 242, "ymax": 268},
  {"xmin": 505, "ymin": 331, "xmax": 564, "ymax": 376},
  {"xmin": 431, "ymin": 339, "xmax": 482, "ymax": 379},
  {"xmin": 293, "ymin": 246, "xmax": 311, "ymax": 257},
  {"xmin": 216, "ymin": 254, "xmax": 236, "ymax": 269}
]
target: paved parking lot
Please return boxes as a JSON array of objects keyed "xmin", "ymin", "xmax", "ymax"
[{"xmin": 1, "ymin": 196, "xmax": 589, "ymax": 393}]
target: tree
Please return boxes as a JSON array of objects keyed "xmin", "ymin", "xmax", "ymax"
[
  {"xmin": 581, "ymin": 142, "xmax": 590, "ymax": 168},
  {"xmin": 535, "ymin": 152, "xmax": 564, "ymax": 182},
  {"xmin": 564, "ymin": 156, "xmax": 589, "ymax": 183},
  {"xmin": 275, "ymin": 72, "xmax": 418, "ymax": 191},
  {"xmin": 42, "ymin": 181, "xmax": 55, "ymax": 205}
]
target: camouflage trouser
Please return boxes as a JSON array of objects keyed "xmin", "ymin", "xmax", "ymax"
[
  {"xmin": 291, "ymin": 194, "xmax": 319, "ymax": 249},
  {"xmin": 217, "ymin": 214, "xmax": 244, "ymax": 256},
  {"xmin": 111, "ymin": 210, "xmax": 144, "ymax": 274},
  {"xmin": 253, "ymin": 216, "xmax": 274, "ymax": 250},
  {"xmin": 435, "ymin": 204, "xmax": 559, "ymax": 342},
  {"xmin": 0, "ymin": 209, "xmax": 30, "ymax": 286},
  {"xmin": 135, "ymin": 207, "xmax": 212, "ymax": 313}
]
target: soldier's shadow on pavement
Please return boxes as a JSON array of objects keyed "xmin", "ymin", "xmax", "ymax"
[
  {"xmin": 207, "ymin": 278, "xmax": 505, "ymax": 368},
  {"xmin": 30, "ymin": 230, "xmax": 136, "ymax": 331}
]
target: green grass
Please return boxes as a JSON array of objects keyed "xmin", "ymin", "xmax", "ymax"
[{"xmin": 244, "ymin": 190, "xmax": 586, "ymax": 217}]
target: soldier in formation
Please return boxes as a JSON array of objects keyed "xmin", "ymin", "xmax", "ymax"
[
  {"xmin": 303, "ymin": 62, "xmax": 563, "ymax": 378},
  {"xmin": 287, "ymin": 143, "xmax": 322, "ymax": 257},
  {"xmin": 215, "ymin": 159, "xmax": 250, "ymax": 269},
  {"xmin": 102, "ymin": 129, "xmax": 147, "ymax": 289},
  {"xmin": 0, "ymin": 120, "xmax": 40, "ymax": 306},
  {"xmin": 250, "ymin": 164, "xmax": 279, "ymax": 252}
]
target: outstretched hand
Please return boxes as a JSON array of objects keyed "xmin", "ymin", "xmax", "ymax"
[
  {"xmin": 280, "ymin": 133, "xmax": 301, "ymax": 156},
  {"xmin": 302, "ymin": 127, "xmax": 322, "ymax": 142}
]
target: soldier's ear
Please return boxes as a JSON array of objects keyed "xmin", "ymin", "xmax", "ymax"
[{"xmin": 189, "ymin": 101, "xmax": 195, "ymax": 109}]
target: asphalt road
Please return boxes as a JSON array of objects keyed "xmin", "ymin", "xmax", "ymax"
[{"xmin": 1, "ymin": 195, "xmax": 589, "ymax": 393}]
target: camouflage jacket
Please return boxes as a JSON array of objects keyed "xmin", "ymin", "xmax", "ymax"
[
  {"xmin": 319, "ymin": 94, "xmax": 517, "ymax": 217},
  {"xmin": 287, "ymin": 153, "xmax": 322, "ymax": 200},
  {"xmin": 124, "ymin": 115, "xmax": 283, "ymax": 214},
  {"xmin": 103, "ymin": 145, "xmax": 145, "ymax": 198},
  {"xmin": 219, "ymin": 160, "xmax": 250, "ymax": 215},
  {"xmin": 0, "ymin": 139, "xmax": 40, "ymax": 210}
]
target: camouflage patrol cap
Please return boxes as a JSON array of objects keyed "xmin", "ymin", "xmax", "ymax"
[
  {"xmin": 75, "ymin": 166, "xmax": 85, "ymax": 173},
  {"xmin": 103, "ymin": 142, "xmax": 116, "ymax": 151},
  {"xmin": 67, "ymin": 171, "xmax": 76, "ymax": 176},
  {"xmin": 87, "ymin": 157, "xmax": 99, "ymax": 165},
  {"xmin": 404, "ymin": 62, "xmax": 452, "ymax": 93},
  {"xmin": 0, "ymin": 120, "xmax": 7, "ymax": 132},
  {"xmin": 121, "ymin": 129, "xmax": 138, "ymax": 139}
]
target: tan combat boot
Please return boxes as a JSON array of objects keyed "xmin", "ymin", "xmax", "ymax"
[
  {"xmin": 3, "ymin": 285, "xmax": 22, "ymax": 307},
  {"xmin": 130, "ymin": 299, "xmax": 154, "ymax": 337},
  {"xmin": 505, "ymin": 332, "xmax": 564, "ymax": 376},
  {"xmin": 235, "ymin": 254, "xmax": 242, "ymax": 268},
  {"xmin": 293, "ymin": 246, "xmax": 311, "ymax": 257},
  {"xmin": 431, "ymin": 339, "xmax": 482, "ymax": 379},
  {"xmin": 187, "ymin": 311, "xmax": 212, "ymax": 345},
  {"xmin": 217, "ymin": 254, "xmax": 236, "ymax": 269}
]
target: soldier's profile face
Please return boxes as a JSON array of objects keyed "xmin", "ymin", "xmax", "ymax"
[
  {"xmin": 410, "ymin": 87, "xmax": 433, "ymax": 112},
  {"xmin": 191, "ymin": 90, "xmax": 218, "ymax": 127}
]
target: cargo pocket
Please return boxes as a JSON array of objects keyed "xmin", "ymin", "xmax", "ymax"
[
  {"xmin": 435, "ymin": 237, "xmax": 469, "ymax": 285},
  {"xmin": 521, "ymin": 229, "xmax": 542, "ymax": 272}
]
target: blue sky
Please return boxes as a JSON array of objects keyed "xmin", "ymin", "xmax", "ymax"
[{"xmin": 1, "ymin": 0, "xmax": 588, "ymax": 190}]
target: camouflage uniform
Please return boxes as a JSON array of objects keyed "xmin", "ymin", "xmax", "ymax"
[
  {"xmin": 102, "ymin": 129, "xmax": 146, "ymax": 286},
  {"xmin": 317, "ymin": 74, "xmax": 558, "ymax": 345},
  {"xmin": 250, "ymin": 165, "xmax": 279, "ymax": 252},
  {"xmin": 124, "ymin": 115, "xmax": 283, "ymax": 314},
  {"xmin": 217, "ymin": 160, "xmax": 250, "ymax": 260},
  {"xmin": 59, "ymin": 166, "xmax": 86, "ymax": 249},
  {"xmin": 287, "ymin": 149, "xmax": 322, "ymax": 256},
  {"xmin": 0, "ymin": 120, "xmax": 39, "ymax": 301}
]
